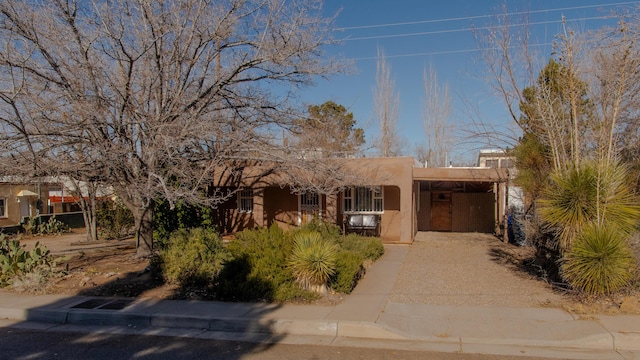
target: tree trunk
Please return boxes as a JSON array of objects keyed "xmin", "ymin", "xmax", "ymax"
[
  {"xmin": 133, "ymin": 202, "xmax": 155, "ymax": 257},
  {"xmin": 88, "ymin": 193, "xmax": 98, "ymax": 242},
  {"xmin": 77, "ymin": 182, "xmax": 99, "ymax": 242}
]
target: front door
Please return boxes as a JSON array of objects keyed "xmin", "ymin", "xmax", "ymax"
[
  {"xmin": 19, "ymin": 198, "xmax": 31, "ymax": 219},
  {"xmin": 299, "ymin": 192, "xmax": 321, "ymax": 225},
  {"xmin": 431, "ymin": 191, "xmax": 452, "ymax": 231}
]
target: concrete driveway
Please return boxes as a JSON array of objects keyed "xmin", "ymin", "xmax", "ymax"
[{"xmin": 387, "ymin": 232, "xmax": 567, "ymax": 308}]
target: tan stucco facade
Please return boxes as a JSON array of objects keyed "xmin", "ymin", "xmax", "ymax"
[
  {"xmin": 0, "ymin": 182, "xmax": 55, "ymax": 227},
  {"xmin": 208, "ymin": 157, "xmax": 509, "ymax": 245}
]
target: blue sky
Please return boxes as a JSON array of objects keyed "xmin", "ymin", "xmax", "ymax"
[{"xmin": 297, "ymin": 0, "xmax": 637, "ymax": 164}]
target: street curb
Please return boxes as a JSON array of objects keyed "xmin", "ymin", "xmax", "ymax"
[{"xmin": 4, "ymin": 305, "xmax": 637, "ymax": 353}]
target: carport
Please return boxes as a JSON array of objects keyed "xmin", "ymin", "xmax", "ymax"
[{"xmin": 413, "ymin": 167, "xmax": 508, "ymax": 234}]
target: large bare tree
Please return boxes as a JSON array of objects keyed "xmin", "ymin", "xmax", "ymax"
[
  {"xmin": 372, "ymin": 48, "xmax": 401, "ymax": 157},
  {"xmin": 0, "ymin": 0, "xmax": 342, "ymax": 256}
]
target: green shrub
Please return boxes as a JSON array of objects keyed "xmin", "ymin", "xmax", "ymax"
[
  {"xmin": 0, "ymin": 235, "xmax": 56, "ymax": 287},
  {"xmin": 297, "ymin": 220, "xmax": 342, "ymax": 241},
  {"xmin": 38, "ymin": 216, "xmax": 69, "ymax": 235},
  {"xmin": 336, "ymin": 234, "xmax": 384, "ymax": 260},
  {"xmin": 289, "ymin": 231, "xmax": 338, "ymax": 292},
  {"xmin": 217, "ymin": 224, "xmax": 305, "ymax": 302},
  {"xmin": 97, "ymin": 199, "xmax": 134, "ymax": 240},
  {"xmin": 330, "ymin": 251, "xmax": 364, "ymax": 294},
  {"xmin": 22, "ymin": 218, "xmax": 37, "ymax": 236},
  {"xmin": 561, "ymin": 225, "xmax": 637, "ymax": 295},
  {"xmin": 160, "ymin": 227, "xmax": 228, "ymax": 286},
  {"xmin": 153, "ymin": 199, "xmax": 215, "ymax": 249}
]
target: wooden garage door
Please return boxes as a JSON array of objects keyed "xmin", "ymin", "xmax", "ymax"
[{"xmin": 431, "ymin": 192, "xmax": 452, "ymax": 231}]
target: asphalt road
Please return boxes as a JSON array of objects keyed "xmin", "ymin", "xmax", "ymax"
[{"xmin": 0, "ymin": 327, "xmax": 567, "ymax": 360}]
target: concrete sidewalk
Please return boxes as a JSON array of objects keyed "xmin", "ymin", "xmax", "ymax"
[{"xmin": 0, "ymin": 245, "xmax": 639, "ymax": 359}]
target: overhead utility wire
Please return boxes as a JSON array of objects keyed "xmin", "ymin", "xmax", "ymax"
[
  {"xmin": 335, "ymin": 1, "xmax": 639, "ymax": 31},
  {"xmin": 350, "ymin": 42, "xmax": 554, "ymax": 61},
  {"xmin": 341, "ymin": 16, "xmax": 608, "ymax": 41}
]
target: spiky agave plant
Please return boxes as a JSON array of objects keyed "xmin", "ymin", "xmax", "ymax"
[
  {"xmin": 561, "ymin": 224, "xmax": 636, "ymax": 295},
  {"xmin": 538, "ymin": 161, "xmax": 640, "ymax": 251},
  {"xmin": 289, "ymin": 231, "xmax": 338, "ymax": 293},
  {"xmin": 537, "ymin": 164, "xmax": 598, "ymax": 251}
]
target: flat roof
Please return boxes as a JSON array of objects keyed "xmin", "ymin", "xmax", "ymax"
[{"xmin": 413, "ymin": 167, "xmax": 508, "ymax": 182}]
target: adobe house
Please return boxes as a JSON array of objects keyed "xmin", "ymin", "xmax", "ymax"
[{"xmin": 208, "ymin": 156, "xmax": 509, "ymax": 244}]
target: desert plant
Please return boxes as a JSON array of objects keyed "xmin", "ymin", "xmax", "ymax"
[
  {"xmin": 0, "ymin": 235, "xmax": 56, "ymax": 287},
  {"xmin": 97, "ymin": 200, "xmax": 134, "ymax": 240},
  {"xmin": 297, "ymin": 220, "xmax": 342, "ymax": 240},
  {"xmin": 329, "ymin": 251, "xmax": 365, "ymax": 294},
  {"xmin": 38, "ymin": 216, "xmax": 69, "ymax": 235},
  {"xmin": 160, "ymin": 227, "xmax": 228, "ymax": 286},
  {"xmin": 21, "ymin": 218, "xmax": 37, "ymax": 236},
  {"xmin": 561, "ymin": 225, "xmax": 637, "ymax": 295},
  {"xmin": 10, "ymin": 268, "xmax": 53, "ymax": 294},
  {"xmin": 537, "ymin": 164, "xmax": 598, "ymax": 250},
  {"xmin": 288, "ymin": 231, "xmax": 338, "ymax": 293},
  {"xmin": 538, "ymin": 161, "xmax": 640, "ymax": 251},
  {"xmin": 335, "ymin": 233, "xmax": 385, "ymax": 261},
  {"xmin": 217, "ymin": 224, "xmax": 303, "ymax": 302}
]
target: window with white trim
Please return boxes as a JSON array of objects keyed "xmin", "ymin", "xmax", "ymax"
[
  {"xmin": 342, "ymin": 186, "xmax": 383, "ymax": 213},
  {"xmin": 238, "ymin": 188, "xmax": 253, "ymax": 213},
  {"xmin": 300, "ymin": 192, "xmax": 319, "ymax": 208},
  {"xmin": 0, "ymin": 198, "xmax": 5, "ymax": 218}
]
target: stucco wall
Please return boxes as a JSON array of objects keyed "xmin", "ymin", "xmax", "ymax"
[
  {"xmin": 263, "ymin": 186, "xmax": 298, "ymax": 230},
  {"xmin": 0, "ymin": 183, "xmax": 53, "ymax": 227}
]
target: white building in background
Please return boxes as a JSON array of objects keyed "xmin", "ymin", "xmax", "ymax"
[{"xmin": 477, "ymin": 149, "xmax": 524, "ymax": 213}]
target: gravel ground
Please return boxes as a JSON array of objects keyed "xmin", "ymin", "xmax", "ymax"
[{"xmin": 388, "ymin": 232, "xmax": 568, "ymax": 308}]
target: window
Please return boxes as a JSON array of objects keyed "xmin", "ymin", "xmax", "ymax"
[
  {"xmin": 500, "ymin": 158, "xmax": 514, "ymax": 168},
  {"xmin": 300, "ymin": 192, "xmax": 319, "ymax": 207},
  {"xmin": 485, "ymin": 159, "xmax": 499, "ymax": 168},
  {"xmin": 0, "ymin": 198, "xmax": 5, "ymax": 218},
  {"xmin": 343, "ymin": 186, "xmax": 383, "ymax": 213},
  {"xmin": 238, "ymin": 188, "xmax": 253, "ymax": 213}
]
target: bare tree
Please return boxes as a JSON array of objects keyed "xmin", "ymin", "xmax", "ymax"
[
  {"xmin": 0, "ymin": 0, "xmax": 342, "ymax": 256},
  {"xmin": 421, "ymin": 64, "xmax": 452, "ymax": 167},
  {"xmin": 372, "ymin": 48, "xmax": 401, "ymax": 157},
  {"xmin": 475, "ymin": 7, "xmax": 629, "ymax": 171}
]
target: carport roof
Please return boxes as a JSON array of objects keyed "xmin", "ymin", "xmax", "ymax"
[{"xmin": 413, "ymin": 167, "xmax": 508, "ymax": 182}]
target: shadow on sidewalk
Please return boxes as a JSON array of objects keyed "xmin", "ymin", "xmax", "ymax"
[{"xmin": 2, "ymin": 292, "xmax": 285, "ymax": 359}]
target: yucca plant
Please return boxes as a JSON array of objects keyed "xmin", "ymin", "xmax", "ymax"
[
  {"xmin": 538, "ymin": 161, "xmax": 640, "ymax": 251},
  {"xmin": 288, "ymin": 231, "xmax": 338, "ymax": 293},
  {"xmin": 537, "ymin": 164, "xmax": 598, "ymax": 250},
  {"xmin": 596, "ymin": 162, "xmax": 640, "ymax": 236},
  {"xmin": 561, "ymin": 224, "xmax": 636, "ymax": 295}
]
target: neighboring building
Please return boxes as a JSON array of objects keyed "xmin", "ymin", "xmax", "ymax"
[
  {"xmin": 477, "ymin": 149, "xmax": 515, "ymax": 169},
  {"xmin": 0, "ymin": 180, "xmax": 57, "ymax": 229},
  {"xmin": 0, "ymin": 177, "xmax": 107, "ymax": 230},
  {"xmin": 477, "ymin": 149, "xmax": 524, "ymax": 213}
]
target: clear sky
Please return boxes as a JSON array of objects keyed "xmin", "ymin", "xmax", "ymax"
[{"xmin": 298, "ymin": 0, "xmax": 637, "ymax": 164}]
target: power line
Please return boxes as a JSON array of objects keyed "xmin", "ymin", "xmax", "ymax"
[
  {"xmin": 349, "ymin": 42, "xmax": 554, "ymax": 61},
  {"xmin": 341, "ymin": 16, "xmax": 608, "ymax": 42},
  {"xmin": 335, "ymin": 1, "xmax": 639, "ymax": 31}
]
